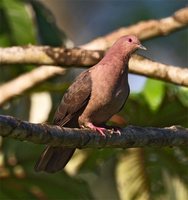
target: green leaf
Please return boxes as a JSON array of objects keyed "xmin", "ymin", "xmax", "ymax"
[
  {"xmin": 162, "ymin": 172, "xmax": 188, "ymax": 200},
  {"xmin": 177, "ymin": 86, "xmax": 188, "ymax": 107},
  {"xmin": 0, "ymin": 6, "xmax": 12, "ymax": 46},
  {"xmin": 145, "ymin": 147, "xmax": 188, "ymax": 199},
  {"xmin": 2, "ymin": 0, "xmax": 36, "ymax": 45},
  {"xmin": 30, "ymin": 0, "xmax": 66, "ymax": 46},
  {"xmin": 1, "ymin": 173, "xmax": 93, "ymax": 200},
  {"xmin": 143, "ymin": 78, "xmax": 165, "ymax": 111},
  {"xmin": 116, "ymin": 148, "xmax": 150, "ymax": 200},
  {"xmin": 78, "ymin": 154, "xmax": 120, "ymax": 200}
]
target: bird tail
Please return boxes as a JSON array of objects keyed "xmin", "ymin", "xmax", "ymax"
[{"xmin": 34, "ymin": 146, "xmax": 75, "ymax": 173}]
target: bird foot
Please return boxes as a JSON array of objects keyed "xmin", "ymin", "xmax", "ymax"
[
  {"xmin": 83, "ymin": 122, "xmax": 107, "ymax": 137},
  {"xmin": 104, "ymin": 125, "xmax": 122, "ymax": 135},
  {"xmin": 110, "ymin": 128, "xmax": 121, "ymax": 135},
  {"xmin": 82, "ymin": 123, "xmax": 121, "ymax": 136}
]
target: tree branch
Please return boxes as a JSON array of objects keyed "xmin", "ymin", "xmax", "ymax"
[
  {"xmin": 82, "ymin": 7, "xmax": 188, "ymax": 50},
  {"xmin": 130, "ymin": 54, "xmax": 188, "ymax": 86},
  {"xmin": 0, "ymin": 46, "xmax": 187, "ymax": 88},
  {"xmin": 1, "ymin": 7, "xmax": 188, "ymax": 66},
  {"xmin": 0, "ymin": 66, "xmax": 66, "ymax": 105},
  {"xmin": 0, "ymin": 46, "xmax": 104, "ymax": 67},
  {"xmin": 0, "ymin": 115, "xmax": 188, "ymax": 148},
  {"xmin": 1, "ymin": 7, "xmax": 187, "ymax": 69}
]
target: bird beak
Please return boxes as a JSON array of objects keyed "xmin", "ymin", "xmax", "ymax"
[{"xmin": 138, "ymin": 44, "xmax": 147, "ymax": 50}]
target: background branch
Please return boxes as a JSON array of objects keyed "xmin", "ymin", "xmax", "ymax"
[
  {"xmin": 82, "ymin": 7, "xmax": 188, "ymax": 50},
  {"xmin": 0, "ymin": 66, "xmax": 66, "ymax": 105},
  {"xmin": 0, "ymin": 46, "xmax": 104, "ymax": 67},
  {"xmin": 1, "ymin": 7, "xmax": 187, "ymax": 67},
  {"xmin": 0, "ymin": 46, "xmax": 187, "ymax": 87},
  {"xmin": 0, "ymin": 115, "xmax": 188, "ymax": 148},
  {"xmin": 130, "ymin": 54, "xmax": 188, "ymax": 86}
]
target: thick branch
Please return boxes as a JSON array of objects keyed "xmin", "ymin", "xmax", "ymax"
[
  {"xmin": 0, "ymin": 115, "xmax": 188, "ymax": 148},
  {"xmin": 0, "ymin": 46, "xmax": 187, "ymax": 88},
  {"xmin": 83, "ymin": 7, "xmax": 188, "ymax": 50},
  {"xmin": 1, "ymin": 7, "xmax": 188, "ymax": 65},
  {"xmin": 0, "ymin": 66, "xmax": 66, "ymax": 105},
  {"xmin": 0, "ymin": 46, "xmax": 104, "ymax": 67},
  {"xmin": 130, "ymin": 54, "xmax": 188, "ymax": 86}
]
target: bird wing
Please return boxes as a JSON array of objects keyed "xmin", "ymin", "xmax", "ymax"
[
  {"xmin": 53, "ymin": 69, "xmax": 92, "ymax": 127},
  {"xmin": 35, "ymin": 70, "xmax": 92, "ymax": 173}
]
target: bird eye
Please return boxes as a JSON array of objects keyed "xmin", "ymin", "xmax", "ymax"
[{"xmin": 128, "ymin": 38, "xmax": 132, "ymax": 43}]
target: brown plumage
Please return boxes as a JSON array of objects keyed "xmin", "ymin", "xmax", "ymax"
[{"xmin": 35, "ymin": 35, "xmax": 146, "ymax": 173}]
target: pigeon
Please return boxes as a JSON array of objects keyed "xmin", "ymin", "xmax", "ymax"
[{"xmin": 35, "ymin": 35, "xmax": 146, "ymax": 173}]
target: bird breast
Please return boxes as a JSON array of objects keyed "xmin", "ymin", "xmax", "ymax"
[{"xmin": 79, "ymin": 66, "xmax": 129, "ymax": 125}]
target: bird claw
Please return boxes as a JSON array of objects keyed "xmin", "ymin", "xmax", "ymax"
[
  {"xmin": 83, "ymin": 122, "xmax": 107, "ymax": 137},
  {"xmin": 83, "ymin": 123, "xmax": 121, "ymax": 137},
  {"xmin": 110, "ymin": 128, "xmax": 122, "ymax": 135},
  {"xmin": 93, "ymin": 127, "xmax": 107, "ymax": 137}
]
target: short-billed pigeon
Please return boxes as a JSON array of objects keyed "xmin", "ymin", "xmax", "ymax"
[{"xmin": 35, "ymin": 35, "xmax": 146, "ymax": 173}]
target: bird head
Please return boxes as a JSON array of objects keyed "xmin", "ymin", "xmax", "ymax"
[{"xmin": 114, "ymin": 35, "xmax": 146, "ymax": 55}]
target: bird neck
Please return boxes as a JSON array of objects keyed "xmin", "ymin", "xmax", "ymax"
[{"xmin": 99, "ymin": 45, "xmax": 130, "ymax": 75}]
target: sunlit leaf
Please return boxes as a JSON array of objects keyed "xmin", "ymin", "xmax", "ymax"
[
  {"xmin": 143, "ymin": 79, "xmax": 165, "ymax": 112},
  {"xmin": 116, "ymin": 148, "xmax": 150, "ymax": 200},
  {"xmin": 177, "ymin": 86, "xmax": 188, "ymax": 107},
  {"xmin": 161, "ymin": 171, "xmax": 188, "ymax": 200}
]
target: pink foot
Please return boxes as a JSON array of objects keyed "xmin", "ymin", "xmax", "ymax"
[{"xmin": 84, "ymin": 122, "xmax": 107, "ymax": 137}]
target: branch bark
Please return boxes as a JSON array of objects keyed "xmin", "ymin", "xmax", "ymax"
[
  {"xmin": 82, "ymin": 7, "xmax": 188, "ymax": 50},
  {"xmin": 130, "ymin": 54, "xmax": 188, "ymax": 86},
  {"xmin": 0, "ymin": 46, "xmax": 187, "ymax": 88},
  {"xmin": 0, "ymin": 66, "xmax": 66, "ymax": 105},
  {"xmin": 1, "ymin": 7, "xmax": 187, "ymax": 64},
  {"xmin": 0, "ymin": 46, "xmax": 104, "ymax": 67},
  {"xmin": 0, "ymin": 115, "xmax": 188, "ymax": 148}
]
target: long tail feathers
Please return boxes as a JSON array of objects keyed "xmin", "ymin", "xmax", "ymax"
[{"xmin": 35, "ymin": 146, "xmax": 75, "ymax": 173}]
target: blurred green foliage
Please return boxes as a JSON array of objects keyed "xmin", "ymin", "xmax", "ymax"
[
  {"xmin": 0, "ymin": 1, "xmax": 188, "ymax": 200},
  {"xmin": 143, "ymin": 79, "xmax": 165, "ymax": 112}
]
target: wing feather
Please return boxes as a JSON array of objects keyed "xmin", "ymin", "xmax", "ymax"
[{"xmin": 53, "ymin": 70, "xmax": 92, "ymax": 127}]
